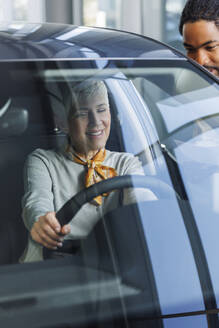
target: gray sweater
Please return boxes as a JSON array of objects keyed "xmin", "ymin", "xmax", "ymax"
[{"xmin": 21, "ymin": 147, "xmax": 155, "ymax": 262}]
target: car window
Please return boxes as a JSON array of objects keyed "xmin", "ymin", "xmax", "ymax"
[{"xmin": 0, "ymin": 59, "xmax": 218, "ymax": 327}]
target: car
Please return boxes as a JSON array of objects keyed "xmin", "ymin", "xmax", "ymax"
[{"xmin": 0, "ymin": 21, "xmax": 218, "ymax": 328}]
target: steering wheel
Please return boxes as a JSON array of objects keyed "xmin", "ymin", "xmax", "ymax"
[{"xmin": 43, "ymin": 174, "xmax": 178, "ymax": 259}]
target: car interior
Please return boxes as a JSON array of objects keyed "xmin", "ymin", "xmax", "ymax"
[
  {"xmin": 0, "ymin": 61, "xmax": 150, "ymax": 265},
  {"xmin": 0, "ymin": 70, "xmax": 164, "ymax": 328},
  {"xmin": 0, "ymin": 59, "xmax": 210, "ymax": 265},
  {"xmin": 1, "ymin": 58, "xmax": 217, "ymax": 327}
]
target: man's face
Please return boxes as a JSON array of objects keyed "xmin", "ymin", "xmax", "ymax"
[{"xmin": 183, "ymin": 20, "xmax": 219, "ymax": 77}]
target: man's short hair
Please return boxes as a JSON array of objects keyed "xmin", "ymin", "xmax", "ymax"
[{"xmin": 179, "ymin": 0, "xmax": 219, "ymax": 35}]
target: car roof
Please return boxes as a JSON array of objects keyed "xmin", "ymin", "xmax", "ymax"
[{"xmin": 0, "ymin": 22, "xmax": 185, "ymax": 61}]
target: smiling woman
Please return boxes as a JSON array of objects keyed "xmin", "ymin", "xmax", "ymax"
[
  {"xmin": 68, "ymin": 80, "xmax": 111, "ymax": 159},
  {"xmin": 20, "ymin": 79, "xmax": 156, "ymax": 262}
]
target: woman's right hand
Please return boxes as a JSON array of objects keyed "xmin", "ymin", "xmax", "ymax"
[{"xmin": 30, "ymin": 212, "xmax": 71, "ymax": 249}]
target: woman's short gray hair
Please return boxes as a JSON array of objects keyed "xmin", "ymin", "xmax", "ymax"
[{"xmin": 68, "ymin": 80, "xmax": 108, "ymax": 118}]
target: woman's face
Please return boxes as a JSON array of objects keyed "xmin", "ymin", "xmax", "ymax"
[{"xmin": 68, "ymin": 89, "xmax": 111, "ymax": 158}]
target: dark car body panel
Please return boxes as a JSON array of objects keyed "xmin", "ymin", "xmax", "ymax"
[{"xmin": 0, "ymin": 22, "xmax": 184, "ymax": 60}]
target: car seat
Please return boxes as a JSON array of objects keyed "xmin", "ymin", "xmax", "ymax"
[{"xmin": 0, "ymin": 95, "xmax": 67, "ymax": 265}]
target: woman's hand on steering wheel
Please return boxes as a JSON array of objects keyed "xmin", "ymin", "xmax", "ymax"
[{"xmin": 31, "ymin": 212, "xmax": 71, "ymax": 249}]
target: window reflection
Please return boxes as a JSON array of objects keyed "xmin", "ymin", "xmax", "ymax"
[
  {"xmin": 83, "ymin": 0, "xmax": 121, "ymax": 28},
  {"xmin": 0, "ymin": 0, "xmax": 44, "ymax": 22},
  {"xmin": 164, "ymin": 0, "xmax": 187, "ymax": 51},
  {"xmin": 13, "ymin": 0, "xmax": 28, "ymax": 20}
]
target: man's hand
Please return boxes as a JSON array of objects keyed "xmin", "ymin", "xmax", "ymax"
[{"xmin": 30, "ymin": 212, "xmax": 71, "ymax": 249}]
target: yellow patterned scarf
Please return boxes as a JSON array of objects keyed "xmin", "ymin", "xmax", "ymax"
[{"xmin": 67, "ymin": 147, "xmax": 117, "ymax": 205}]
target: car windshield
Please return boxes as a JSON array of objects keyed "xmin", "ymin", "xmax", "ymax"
[{"xmin": 0, "ymin": 59, "xmax": 218, "ymax": 327}]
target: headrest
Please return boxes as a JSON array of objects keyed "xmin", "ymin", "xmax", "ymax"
[{"xmin": 0, "ymin": 98, "xmax": 28, "ymax": 137}]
